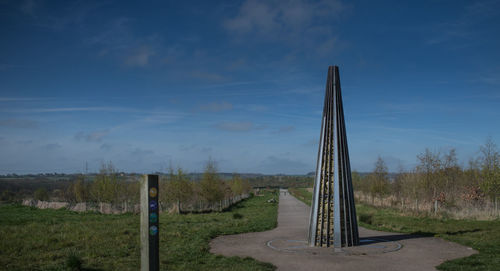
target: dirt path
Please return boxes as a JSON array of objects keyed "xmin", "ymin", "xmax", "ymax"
[{"xmin": 210, "ymin": 189, "xmax": 476, "ymax": 271}]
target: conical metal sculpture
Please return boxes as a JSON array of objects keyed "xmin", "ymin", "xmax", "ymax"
[{"xmin": 308, "ymin": 66, "xmax": 359, "ymax": 248}]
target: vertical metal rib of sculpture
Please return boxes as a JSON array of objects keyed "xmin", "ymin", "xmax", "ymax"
[{"xmin": 308, "ymin": 66, "xmax": 359, "ymax": 248}]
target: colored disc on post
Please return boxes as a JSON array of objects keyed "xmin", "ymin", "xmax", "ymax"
[
  {"xmin": 149, "ymin": 213, "xmax": 158, "ymax": 223},
  {"xmin": 149, "ymin": 225, "xmax": 158, "ymax": 236},
  {"xmin": 149, "ymin": 200, "xmax": 158, "ymax": 210},
  {"xmin": 149, "ymin": 187, "xmax": 157, "ymax": 197}
]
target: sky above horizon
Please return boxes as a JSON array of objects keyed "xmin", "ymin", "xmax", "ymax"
[{"xmin": 1, "ymin": 0, "xmax": 499, "ymax": 174}]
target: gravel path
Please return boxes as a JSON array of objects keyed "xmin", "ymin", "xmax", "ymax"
[{"xmin": 210, "ymin": 189, "xmax": 476, "ymax": 271}]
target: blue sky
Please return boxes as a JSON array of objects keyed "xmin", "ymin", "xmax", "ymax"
[{"xmin": 0, "ymin": 0, "xmax": 499, "ymax": 174}]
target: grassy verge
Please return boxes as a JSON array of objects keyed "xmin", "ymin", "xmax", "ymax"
[
  {"xmin": 0, "ymin": 190, "xmax": 278, "ymax": 271},
  {"xmin": 288, "ymin": 187, "xmax": 500, "ymax": 271},
  {"xmin": 287, "ymin": 188, "xmax": 311, "ymax": 206}
]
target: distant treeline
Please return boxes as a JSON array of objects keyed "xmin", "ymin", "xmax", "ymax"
[
  {"xmin": 1, "ymin": 160, "xmax": 262, "ymax": 213},
  {"xmin": 247, "ymin": 175, "xmax": 313, "ymax": 188},
  {"xmin": 353, "ymin": 138, "xmax": 499, "ymax": 219},
  {"xmin": 0, "ymin": 171, "xmax": 312, "ymax": 203}
]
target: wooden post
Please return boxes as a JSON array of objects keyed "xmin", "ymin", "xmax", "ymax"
[{"xmin": 141, "ymin": 175, "xmax": 159, "ymax": 271}]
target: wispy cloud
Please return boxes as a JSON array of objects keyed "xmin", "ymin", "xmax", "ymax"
[
  {"xmin": 100, "ymin": 143, "xmax": 112, "ymax": 151},
  {"xmin": 304, "ymin": 138, "xmax": 318, "ymax": 147},
  {"xmin": 224, "ymin": 0, "xmax": 344, "ymax": 36},
  {"xmin": 131, "ymin": 148, "xmax": 154, "ymax": 156},
  {"xmin": 0, "ymin": 97, "xmax": 50, "ymax": 102},
  {"xmin": 20, "ymin": 0, "xmax": 37, "ymax": 16},
  {"xmin": 179, "ymin": 144, "xmax": 212, "ymax": 154},
  {"xmin": 273, "ymin": 125, "xmax": 295, "ymax": 134},
  {"xmin": 288, "ymin": 85, "xmax": 323, "ymax": 95},
  {"xmin": 0, "ymin": 119, "xmax": 38, "ymax": 129},
  {"xmin": 476, "ymin": 75, "xmax": 500, "ymax": 86},
  {"xmin": 424, "ymin": 0, "xmax": 500, "ymax": 46},
  {"xmin": 86, "ymin": 16, "xmax": 164, "ymax": 68},
  {"xmin": 257, "ymin": 155, "xmax": 311, "ymax": 174},
  {"xmin": 1, "ymin": 106, "xmax": 123, "ymax": 113},
  {"xmin": 190, "ymin": 70, "xmax": 227, "ymax": 82},
  {"xmin": 223, "ymin": 0, "xmax": 346, "ymax": 55},
  {"xmin": 1, "ymin": 106, "xmax": 176, "ymax": 114},
  {"xmin": 198, "ymin": 101, "xmax": 233, "ymax": 112},
  {"xmin": 243, "ymin": 104, "xmax": 269, "ymax": 112},
  {"xmin": 75, "ymin": 130, "xmax": 109, "ymax": 142},
  {"xmin": 363, "ymin": 125, "xmax": 480, "ymax": 146},
  {"xmin": 215, "ymin": 121, "xmax": 255, "ymax": 132},
  {"xmin": 19, "ymin": 1, "xmax": 105, "ymax": 31},
  {"xmin": 86, "ymin": 17, "xmax": 132, "ymax": 48},
  {"xmin": 0, "ymin": 64, "xmax": 35, "ymax": 71},
  {"xmin": 124, "ymin": 45, "xmax": 156, "ymax": 67},
  {"xmin": 43, "ymin": 143, "xmax": 61, "ymax": 151},
  {"xmin": 140, "ymin": 113, "xmax": 183, "ymax": 124},
  {"xmin": 17, "ymin": 140, "xmax": 33, "ymax": 144}
]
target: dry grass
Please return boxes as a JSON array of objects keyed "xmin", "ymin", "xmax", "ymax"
[{"xmin": 354, "ymin": 192, "xmax": 499, "ymax": 220}]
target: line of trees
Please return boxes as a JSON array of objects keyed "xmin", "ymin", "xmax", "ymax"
[
  {"xmin": 50, "ymin": 159, "xmax": 252, "ymax": 213},
  {"xmin": 64, "ymin": 162, "xmax": 139, "ymax": 204},
  {"xmin": 161, "ymin": 159, "xmax": 252, "ymax": 213},
  {"xmin": 353, "ymin": 138, "xmax": 500, "ymax": 217}
]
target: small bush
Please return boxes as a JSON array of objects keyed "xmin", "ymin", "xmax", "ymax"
[
  {"xmin": 233, "ymin": 213, "xmax": 243, "ymax": 219},
  {"xmin": 1, "ymin": 190, "xmax": 16, "ymax": 202},
  {"xmin": 66, "ymin": 254, "xmax": 82, "ymax": 271},
  {"xmin": 359, "ymin": 213, "xmax": 373, "ymax": 225},
  {"xmin": 34, "ymin": 188, "xmax": 49, "ymax": 201}
]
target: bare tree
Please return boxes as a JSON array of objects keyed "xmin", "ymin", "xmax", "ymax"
[
  {"xmin": 479, "ymin": 137, "xmax": 500, "ymax": 210},
  {"xmin": 90, "ymin": 161, "xmax": 122, "ymax": 203},
  {"xmin": 199, "ymin": 158, "xmax": 225, "ymax": 208},
  {"xmin": 416, "ymin": 149, "xmax": 442, "ymax": 201},
  {"xmin": 368, "ymin": 156, "xmax": 390, "ymax": 204},
  {"xmin": 162, "ymin": 167, "xmax": 193, "ymax": 214}
]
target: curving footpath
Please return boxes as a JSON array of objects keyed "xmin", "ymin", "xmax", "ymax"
[{"xmin": 210, "ymin": 189, "xmax": 476, "ymax": 271}]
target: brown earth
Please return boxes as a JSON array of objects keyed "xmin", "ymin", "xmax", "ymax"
[{"xmin": 210, "ymin": 189, "xmax": 476, "ymax": 271}]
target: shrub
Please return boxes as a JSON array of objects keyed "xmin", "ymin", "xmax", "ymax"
[
  {"xmin": 161, "ymin": 168, "xmax": 193, "ymax": 214},
  {"xmin": 359, "ymin": 213, "xmax": 373, "ymax": 225},
  {"xmin": 89, "ymin": 162, "xmax": 122, "ymax": 203},
  {"xmin": 34, "ymin": 188, "xmax": 49, "ymax": 201},
  {"xmin": 66, "ymin": 254, "xmax": 82, "ymax": 271},
  {"xmin": 0, "ymin": 190, "xmax": 16, "ymax": 202},
  {"xmin": 199, "ymin": 159, "xmax": 225, "ymax": 205}
]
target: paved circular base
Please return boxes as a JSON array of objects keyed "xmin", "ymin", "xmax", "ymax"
[
  {"xmin": 266, "ymin": 237, "xmax": 402, "ymax": 255},
  {"xmin": 211, "ymin": 191, "xmax": 477, "ymax": 271}
]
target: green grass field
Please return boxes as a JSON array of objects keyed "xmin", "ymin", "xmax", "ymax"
[
  {"xmin": 287, "ymin": 188, "xmax": 312, "ymax": 206},
  {"xmin": 288, "ymin": 187, "xmax": 500, "ymax": 271},
  {"xmin": 0, "ymin": 191, "xmax": 279, "ymax": 271}
]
